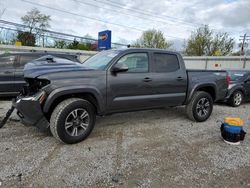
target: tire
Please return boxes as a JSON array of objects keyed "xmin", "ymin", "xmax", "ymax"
[
  {"xmin": 186, "ymin": 91, "xmax": 213, "ymax": 122},
  {"xmin": 228, "ymin": 90, "xmax": 243, "ymax": 107},
  {"xmin": 50, "ymin": 98, "xmax": 96, "ymax": 144}
]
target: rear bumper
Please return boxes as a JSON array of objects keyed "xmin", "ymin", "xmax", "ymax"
[{"xmin": 13, "ymin": 96, "xmax": 49, "ymax": 131}]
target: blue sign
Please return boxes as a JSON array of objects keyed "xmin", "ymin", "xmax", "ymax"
[{"xmin": 98, "ymin": 30, "xmax": 111, "ymax": 50}]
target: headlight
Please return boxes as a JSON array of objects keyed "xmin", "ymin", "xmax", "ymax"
[
  {"xmin": 35, "ymin": 91, "xmax": 47, "ymax": 104},
  {"xmin": 21, "ymin": 91, "xmax": 47, "ymax": 104}
]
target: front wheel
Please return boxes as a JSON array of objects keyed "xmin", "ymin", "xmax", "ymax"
[
  {"xmin": 186, "ymin": 91, "xmax": 213, "ymax": 122},
  {"xmin": 50, "ymin": 98, "xmax": 96, "ymax": 144}
]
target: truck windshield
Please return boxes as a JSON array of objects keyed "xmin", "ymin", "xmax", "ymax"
[{"xmin": 83, "ymin": 50, "xmax": 120, "ymax": 70}]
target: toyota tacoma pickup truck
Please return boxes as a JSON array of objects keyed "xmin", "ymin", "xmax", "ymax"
[{"xmin": 13, "ymin": 48, "xmax": 228, "ymax": 144}]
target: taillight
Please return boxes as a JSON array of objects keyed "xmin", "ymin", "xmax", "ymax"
[{"xmin": 226, "ymin": 75, "xmax": 231, "ymax": 85}]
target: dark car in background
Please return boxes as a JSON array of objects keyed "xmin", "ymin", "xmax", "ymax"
[
  {"xmin": 225, "ymin": 70, "xmax": 250, "ymax": 107},
  {"xmin": 0, "ymin": 52, "xmax": 80, "ymax": 97}
]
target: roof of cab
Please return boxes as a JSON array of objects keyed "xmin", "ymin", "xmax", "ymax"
[{"xmin": 119, "ymin": 47, "xmax": 180, "ymax": 55}]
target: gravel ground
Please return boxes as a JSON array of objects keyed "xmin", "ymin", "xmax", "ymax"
[{"xmin": 0, "ymin": 100, "xmax": 249, "ymax": 188}]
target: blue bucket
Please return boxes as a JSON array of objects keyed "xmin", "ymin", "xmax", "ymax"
[{"xmin": 223, "ymin": 123, "xmax": 242, "ymax": 134}]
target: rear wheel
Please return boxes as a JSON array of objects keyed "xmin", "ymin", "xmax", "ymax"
[
  {"xmin": 50, "ymin": 98, "xmax": 96, "ymax": 144},
  {"xmin": 228, "ymin": 90, "xmax": 243, "ymax": 107},
  {"xmin": 186, "ymin": 91, "xmax": 213, "ymax": 122}
]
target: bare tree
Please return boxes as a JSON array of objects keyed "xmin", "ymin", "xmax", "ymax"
[
  {"xmin": 21, "ymin": 8, "xmax": 51, "ymax": 34},
  {"xmin": 21, "ymin": 8, "xmax": 51, "ymax": 46}
]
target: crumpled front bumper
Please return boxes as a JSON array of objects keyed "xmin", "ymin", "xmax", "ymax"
[{"xmin": 13, "ymin": 95, "xmax": 49, "ymax": 131}]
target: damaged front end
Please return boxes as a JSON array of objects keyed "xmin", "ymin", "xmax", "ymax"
[
  {"xmin": 13, "ymin": 78, "xmax": 51, "ymax": 131},
  {"xmin": 21, "ymin": 78, "xmax": 51, "ymax": 96}
]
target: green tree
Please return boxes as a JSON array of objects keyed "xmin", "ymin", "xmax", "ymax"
[
  {"xmin": 17, "ymin": 31, "xmax": 36, "ymax": 46},
  {"xmin": 54, "ymin": 40, "xmax": 68, "ymax": 49},
  {"xmin": 185, "ymin": 25, "xmax": 234, "ymax": 56},
  {"xmin": 133, "ymin": 29, "xmax": 172, "ymax": 49},
  {"xmin": 66, "ymin": 39, "xmax": 93, "ymax": 51},
  {"xmin": 67, "ymin": 39, "xmax": 79, "ymax": 49}
]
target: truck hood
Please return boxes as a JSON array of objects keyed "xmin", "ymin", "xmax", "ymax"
[{"xmin": 24, "ymin": 60, "xmax": 93, "ymax": 78}]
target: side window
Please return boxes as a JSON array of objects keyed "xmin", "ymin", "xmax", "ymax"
[
  {"xmin": 0, "ymin": 56, "xmax": 16, "ymax": 68},
  {"xmin": 19, "ymin": 55, "xmax": 40, "ymax": 67},
  {"xmin": 116, "ymin": 53, "xmax": 149, "ymax": 73},
  {"xmin": 154, "ymin": 53, "xmax": 180, "ymax": 72}
]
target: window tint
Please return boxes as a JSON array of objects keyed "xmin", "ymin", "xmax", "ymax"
[
  {"xmin": 0, "ymin": 56, "xmax": 15, "ymax": 68},
  {"xmin": 154, "ymin": 53, "xmax": 179, "ymax": 72},
  {"xmin": 228, "ymin": 71, "xmax": 247, "ymax": 81},
  {"xmin": 20, "ymin": 55, "xmax": 41, "ymax": 66},
  {"xmin": 116, "ymin": 53, "xmax": 148, "ymax": 73}
]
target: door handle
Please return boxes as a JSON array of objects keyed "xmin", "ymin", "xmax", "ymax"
[
  {"xmin": 143, "ymin": 77, "xmax": 152, "ymax": 82},
  {"xmin": 4, "ymin": 71, "xmax": 12, "ymax": 74},
  {"xmin": 176, "ymin": 76, "xmax": 184, "ymax": 81}
]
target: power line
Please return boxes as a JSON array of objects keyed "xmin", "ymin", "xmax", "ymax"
[
  {"xmin": 0, "ymin": 25, "xmax": 73, "ymax": 42},
  {"xmin": 71, "ymin": 0, "xmax": 194, "ymax": 30},
  {"xmin": 92, "ymin": 0, "xmax": 201, "ymax": 28},
  {"xmin": 21, "ymin": 0, "xmax": 185, "ymax": 39},
  {"xmin": 102, "ymin": 0, "xmax": 244, "ymax": 34},
  {"xmin": 0, "ymin": 20, "xmax": 128, "ymax": 46},
  {"xmin": 0, "ymin": 19, "xmax": 96, "ymax": 42},
  {"xmin": 21, "ymin": 0, "xmax": 144, "ymax": 32}
]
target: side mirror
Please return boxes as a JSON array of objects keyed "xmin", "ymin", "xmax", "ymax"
[{"xmin": 112, "ymin": 63, "xmax": 128, "ymax": 73}]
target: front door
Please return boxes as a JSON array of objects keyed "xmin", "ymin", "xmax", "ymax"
[{"xmin": 107, "ymin": 52, "xmax": 154, "ymax": 112}]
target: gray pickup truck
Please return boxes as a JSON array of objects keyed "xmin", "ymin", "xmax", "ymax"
[{"xmin": 13, "ymin": 48, "xmax": 228, "ymax": 144}]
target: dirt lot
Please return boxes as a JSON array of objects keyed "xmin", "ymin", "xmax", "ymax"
[{"xmin": 0, "ymin": 100, "xmax": 249, "ymax": 188}]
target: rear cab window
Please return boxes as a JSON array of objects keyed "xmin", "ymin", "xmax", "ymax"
[{"xmin": 153, "ymin": 53, "xmax": 180, "ymax": 72}]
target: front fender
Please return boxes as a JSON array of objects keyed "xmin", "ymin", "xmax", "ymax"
[{"xmin": 43, "ymin": 86, "xmax": 105, "ymax": 114}]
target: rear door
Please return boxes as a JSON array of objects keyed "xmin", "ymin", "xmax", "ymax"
[
  {"xmin": 149, "ymin": 52, "xmax": 187, "ymax": 106},
  {"xmin": 107, "ymin": 52, "xmax": 154, "ymax": 112},
  {"xmin": 0, "ymin": 55, "xmax": 17, "ymax": 94}
]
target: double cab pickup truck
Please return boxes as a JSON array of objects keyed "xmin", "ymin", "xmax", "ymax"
[{"xmin": 13, "ymin": 48, "xmax": 228, "ymax": 144}]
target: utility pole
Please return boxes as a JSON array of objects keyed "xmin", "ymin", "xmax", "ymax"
[
  {"xmin": 0, "ymin": 0, "xmax": 6, "ymax": 19},
  {"xmin": 239, "ymin": 34, "xmax": 250, "ymax": 56}
]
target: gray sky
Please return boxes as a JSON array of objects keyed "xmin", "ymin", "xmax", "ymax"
[{"xmin": 0, "ymin": 0, "xmax": 250, "ymax": 50}]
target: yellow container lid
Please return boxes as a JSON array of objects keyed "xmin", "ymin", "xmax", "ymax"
[{"xmin": 224, "ymin": 117, "xmax": 243, "ymax": 126}]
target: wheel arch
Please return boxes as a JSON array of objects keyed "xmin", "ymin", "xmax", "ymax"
[
  {"xmin": 43, "ymin": 87, "xmax": 105, "ymax": 119},
  {"xmin": 228, "ymin": 87, "xmax": 246, "ymax": 99},
  {"xmin": 187, "ymin": 84, "xmax": 216, "ymax": 103}
]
